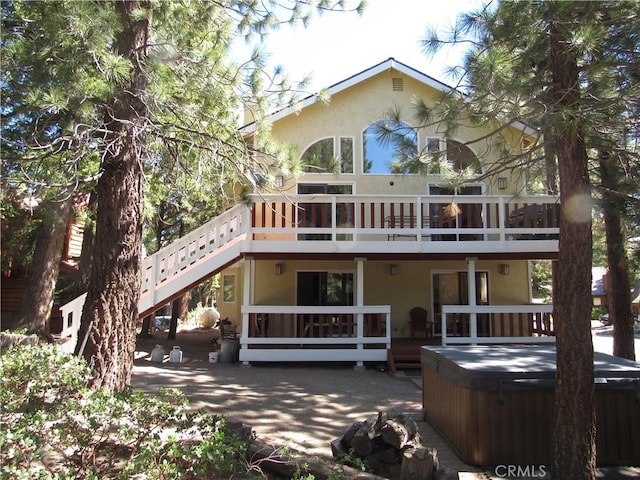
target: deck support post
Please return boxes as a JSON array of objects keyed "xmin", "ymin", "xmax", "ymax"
[
  {"xmin": 241, "ymin": 256, "xmax": 254, "ymax": 366},
  {"xmin": 466, "ymin": 257, "xmax": 478, "ymax": 344},
  {"xmin": 355, "ymin": 257, "xmax": 366, "ymax": 367}
]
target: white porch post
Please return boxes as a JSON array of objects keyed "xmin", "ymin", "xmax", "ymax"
[
  {"xmin": 241, "ymin": 256, "xmax": 254, "ymax": 365},
  {"xmin": 467, "ymin": 257, "xmax": 478, "ymax": 344},
  {"xmin": 355, "ymin": 257, "xmax": 366, "ymax": 367}
]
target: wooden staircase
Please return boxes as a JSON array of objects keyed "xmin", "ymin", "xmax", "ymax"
[
  {"xmin": 59, "ymin": 206, "xmax": 249, "ymax": 351},
  {"xmin": 387, "ymin": 338, "xmax": 438, "ymax": 374}
]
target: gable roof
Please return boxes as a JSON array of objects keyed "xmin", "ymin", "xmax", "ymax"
[
  {"xmin": 241, "ymin": 58, "xmax": 451, "ymax": 133},
  {"xmin": 241, "ymin": 57, "xmax": 536, "ymax": 136}
]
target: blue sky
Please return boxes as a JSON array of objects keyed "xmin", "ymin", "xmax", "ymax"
[{"xmin": 233, "ymin": 0, "xmax": 487, "ymax": 92}]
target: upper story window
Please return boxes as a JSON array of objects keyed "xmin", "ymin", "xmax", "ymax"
[
  {"xmin": 426, "ymin": 138, "xmax": 441, "ymax": 155},
  {"xmin": 363, "ymin": 120, "xmax": 417, "ymax": 174},
  {"xmin": 339, "ymin": 137, "xmax": 354, "ymax": 173},
  {"xmin": 447, "ymin": 140, "xmax": 481, "ymax": 173},
  {"xmin": 426, "ymin": 140, "xmax": 481, "ymax": 175},
  {"xmin": 385, "ymin": 136, "xmax": 482, "ymax": 176},
  {"xmin": 301, "ymin": 137, "xmax": 354, "ymax": 174}
]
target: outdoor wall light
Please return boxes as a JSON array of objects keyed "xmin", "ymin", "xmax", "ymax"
[
  {"xmin": 497, "ymin": 177, "xmax": 508, "ymax": 190},
  {"xmin": 500, "ymin": 264, "xmax": 510, "ymax": 275},
  {"xmin": 390, "ymin": 264, "xmax": 398, "ymax": 276},
  {"xmin": 274, "ymin": 175, "xmax": 284, "ymax": 188},
  {"xmin": 275, "ymin": 263, "xmax": 283, "ymax": 275}
]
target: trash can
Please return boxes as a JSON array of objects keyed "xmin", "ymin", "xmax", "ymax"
[{"xmin": 220, "ymin": 338, "xmax": 239, "ymax": 363}]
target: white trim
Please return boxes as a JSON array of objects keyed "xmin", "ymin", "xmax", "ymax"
[
  {"xmin": 427, "ymin": 183, "xmax": 487, "ymax": 195},
  {"xmin": 297, "ymin": 182, "xmax": 355, "ymax": 194},
  {"xmin": 240, "ymin": 349, "xmax": 387, "ymax": 363}
]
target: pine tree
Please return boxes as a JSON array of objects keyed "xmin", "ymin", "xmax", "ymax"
[
  {"xmin": 2, "ymin": 0, "xmax": 364, "ymax": 390},
  {"xmin": 420, "ymin": 1, "xmax": 639, "ymax": 477}
]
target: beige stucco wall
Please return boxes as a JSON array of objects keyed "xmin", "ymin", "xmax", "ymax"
[
  {"xmin": 487, "ymin": 261, "xmax": 531, "ymax": 305},
  {"xmin": 264, "ymin": 67, "xmax": 531, "ymax": 196},
  {"xmin": 219, "ymin": 65, "xmax": 540, "ymax": 338},
  {"xmin": 219, "ymin": 258, "xmax": 532, "ymax": 337}
]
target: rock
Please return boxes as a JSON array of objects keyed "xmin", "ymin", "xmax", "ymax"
[
  {"xmin": 199, "ymin": 308, "xmax": 219, "ymax": 328},
  {"xmin": 333, "ymin": 410, "xmax": 428, "ymax": 478},
  {"xmin": 399, "ymin": 447, "xmax": 438, "ymax": 480}
]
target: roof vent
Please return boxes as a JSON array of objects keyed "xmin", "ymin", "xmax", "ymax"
[{"xmin": 392, "ymin": 77, "xmax": 404, "ymax": 91}]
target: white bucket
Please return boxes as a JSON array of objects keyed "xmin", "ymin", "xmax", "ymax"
[
  {"xmin": 169, "ymin": 346, "xmax": 182, "ymax": 363},
  {"xmin": 208, "ymin": 351, "xmax": 219, "ymax": 363},
  {"xmin": 150, "ymin": 345, "xmax": 165, "ymax": 363}
]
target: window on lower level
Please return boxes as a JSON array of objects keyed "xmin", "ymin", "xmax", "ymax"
[
  {"xmin": 222, "ymin": 274, "xmax": 235, "ymax": 303},
  {"xmin": 296, "ymin": 271, "xmax": 354, "ymax": 306}
]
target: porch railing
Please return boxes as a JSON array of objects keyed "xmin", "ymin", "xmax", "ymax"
[
  {"xmin": 249, "ymin": 194, "xmax": 560, "ymax": 245},
  {"xmin": 239, "ymin": 305, "xmax": 391, "ymax": 365},
  {"xmin": 139, "ymin": 203, "xmax": 249, "ymax": 314},
  {"xmin": 58, "ymin": 193, "xmax": 558, "ymax": 351},
  {"xmin": 441, "ymin": 304, "xmax": 555, "ymax": 346},
  {"xmin": 57, "ymin": 293, "xmax": 87, "ymax": 354}
]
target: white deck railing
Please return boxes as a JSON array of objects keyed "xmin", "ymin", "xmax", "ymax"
[
  {"xmin": 441, "ymin": 304, "xmax": 555, "ymax": 346},
  {"xmin": 239, "ymin": 305, "xmax": 391, "ymax": 366},
  {"xmin": 139, "ymin": 203, "xmax": 249, "ymax": 315},
  {"xmin": 59, "ymin": 193, "xmax": 558, "ymax": 353},
  {"xmin": 57, "ymin": 293, "xmax": 87, "ymax": 354},
  {"xmin": 249, "ymin": 194, "xmax": 560, "ymax": 252}
]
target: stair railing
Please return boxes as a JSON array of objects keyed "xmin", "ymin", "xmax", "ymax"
[{"xmin": 59, "ymin": 203, "xmax": 251, "ymax": 351}]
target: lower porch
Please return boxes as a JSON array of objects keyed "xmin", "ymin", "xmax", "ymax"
[{"xmin": 238, "ymin": 304, "xmax": 555, "ymax": 368}]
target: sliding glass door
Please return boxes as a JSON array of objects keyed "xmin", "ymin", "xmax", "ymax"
[{"xmin": 432, "ymin": 271, "xmax": 489, "ymax": 336}]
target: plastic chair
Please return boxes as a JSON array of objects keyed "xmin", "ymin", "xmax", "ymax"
[{"xmin": 409, "ymin": 307, "xmax": 432, "ymax": 338}]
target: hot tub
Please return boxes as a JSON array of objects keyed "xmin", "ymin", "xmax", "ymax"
[{"xmin": 421, "ymin": 346, "xmax": 640, "ymax": 466}]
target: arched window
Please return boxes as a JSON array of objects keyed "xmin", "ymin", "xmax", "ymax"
[
  {"xmin": 362, "ymin": 120, "xmax": 417, "ymax": 174},
  {"xmin": 301, "ymin": 138, "xmax": 334, "ymax": 173},
  {"xmin": 446, "ymin": 140, "xmax": 481, "ymax": 173},
  {"xmin": 426, "ymin": 139, "xmax": 482, "ymax": 175},
  {"xmin": 300, "ymin": 137, "xmax": 354, "ymax": 174}
]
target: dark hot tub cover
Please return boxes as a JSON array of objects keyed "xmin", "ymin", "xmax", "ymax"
[{"xmin": 421, "ymin": 345, "xmax": 640, "ymax": 391}]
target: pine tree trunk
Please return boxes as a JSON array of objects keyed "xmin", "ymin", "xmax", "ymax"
[
  {"xmin": 599, "ymin": 150, "xmax": 635, "ymax": 360},
  {"xmin": 15, "ymin": 198, "xmax": 72, "ymax": 336},
  {"xmin": 167, "ymin": 221, "xmax": 187, "ymax": 340},
  {"xmin": 77, "ymin": 0, "xmax": 151, "ymax": 391},
  {"xmin": 168, "ymin": 292, "xmax": 189, "ymax": 340},
  {"xmin": 550, "ymin": 17, "xmax": 596, "ymax": 480}
]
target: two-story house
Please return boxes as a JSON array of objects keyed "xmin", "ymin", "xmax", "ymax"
[{"xmin": 61, "ymin": 58, "xmax": 559, "ymax": 365}]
